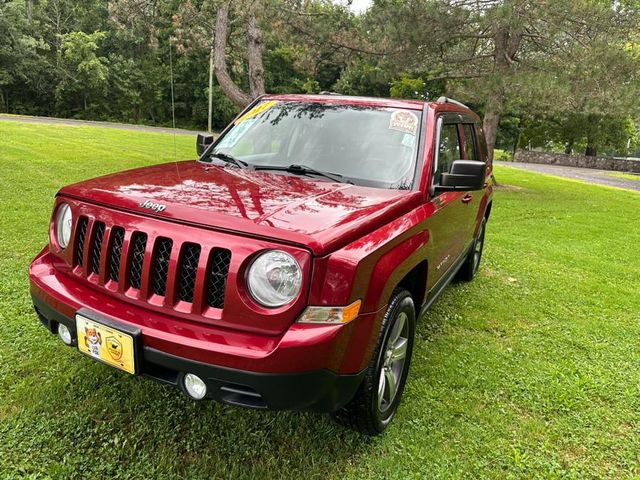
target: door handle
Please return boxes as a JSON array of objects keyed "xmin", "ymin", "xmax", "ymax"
[{"xmin": 462, "ymin": 194, "xmax": 473, "ymax": 204}]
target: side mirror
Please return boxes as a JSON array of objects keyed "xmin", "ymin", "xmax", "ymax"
[
  {"xmin": 435, "ymin": 160, "xmax": 486, "ymax": 192},
  {"xmin": 196, "ymin": 133, "xmax": 214, "ymax": 157}
]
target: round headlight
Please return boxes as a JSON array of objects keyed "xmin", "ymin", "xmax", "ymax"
[
  {"xmin": 55, "ymin": 203, "xmax": 73, "ymax": 249},
  {"xmin": 247, "ymin": 250, "xmax": 302, "ymax": 307}
]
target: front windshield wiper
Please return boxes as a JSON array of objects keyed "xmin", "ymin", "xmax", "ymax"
[
  {"xmin": 253, "ymin": 164, "xmax": 353, "ymax": 184},
  {"xmin": 209, "ymin": 152, "xmax": 249, "ymax": 169}
]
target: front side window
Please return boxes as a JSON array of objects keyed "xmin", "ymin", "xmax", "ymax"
[
  {"xmin": 463, "ymin": 124, "xmax": 477, "ymax": 160},
  {"xmin": 207, "ymin": 101, "xmax": 422, "ymax": 190},
  {"xmin": 434, "ymin": 123, "xmax": 461, "ymax": 185}
]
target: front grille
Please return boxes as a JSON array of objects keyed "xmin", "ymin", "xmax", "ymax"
[
  {"xmin": 152, "ymin": 238, "xmax": 173, "ymax": 296},
  {"xmin": 71, "ymin": 217, "xmax": 232, "ymax": 313},
  {"xmin": 207, "ymin": 249, "xmax": 231, "ymax": 308},
  {"xmin": 178, "ymin": 243, "xmax": 201, "ymax": 303},
  {"xmin": 129, "ymin": 233, "xmax": 147, "ymax": 290},
  {"xmin": 91, "ymin": 222, "xmax": 105, "ymax": 274},
  {"xmin": 108, "ymin": 227, "xmax": 125, "ymax": 282},
  {"xmin": 75, "ymin": 217, "xmax": 88, "ymax": 267}
]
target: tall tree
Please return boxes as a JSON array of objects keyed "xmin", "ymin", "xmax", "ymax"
[
  {"xmin": 55, "ymin": 31, "xmax": 109, "ymax": 113},
  {"xmin": 363, "ymin": 0, "xmax": 640, "ymax": 159},
  {"xmin": 213, "ymin": 0, "xmax": 265, "ymax": 107}
]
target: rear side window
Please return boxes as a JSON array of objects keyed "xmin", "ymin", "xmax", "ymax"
[
  {"xmin": 463, "ymin": 124, "xmax": 477, "ymax": 160},
  {"xmin": 435, "ymin": 124, "xmax": 461, "ymax": 185}
]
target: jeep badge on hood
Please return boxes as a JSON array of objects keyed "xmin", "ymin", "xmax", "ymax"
[{"xmin": 139, "ymin": 200, "xmax": 166, "ymax": 213}]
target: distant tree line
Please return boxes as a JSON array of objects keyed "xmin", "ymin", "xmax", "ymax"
[{"xmin": 2, "ymin": 0, "xmax": 640, "ymax": 157}]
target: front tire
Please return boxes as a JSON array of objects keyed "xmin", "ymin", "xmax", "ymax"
[{"xmin": 333, "ymin": 289, "xmax": 416, "ymax": 435}]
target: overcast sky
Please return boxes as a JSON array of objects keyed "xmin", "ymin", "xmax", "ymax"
[{"xmin": 338, "ymin": 0, "xmax": 373, "ymax": 14}]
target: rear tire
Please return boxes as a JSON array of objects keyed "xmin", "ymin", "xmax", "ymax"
[
  {"xmin": 457, "ymin": 217, "xmax": 486, "ymax": 282},
  {"xmin": 332, "ymin": 289, "xmax": 415, "ymax": 435}
]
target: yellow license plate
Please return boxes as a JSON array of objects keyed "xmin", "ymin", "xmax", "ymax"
[{"xmin": 76, "ymin": 315, "xmax": 136, "ymax": 374}]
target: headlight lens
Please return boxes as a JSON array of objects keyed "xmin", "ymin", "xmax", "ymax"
[
  {"xmin": 55, "ymin": 203, "xmax": 73, "ymax": 249},
  {"xmin": 247, "ymin": 250, "xmax": 302, "ymax": 307}
]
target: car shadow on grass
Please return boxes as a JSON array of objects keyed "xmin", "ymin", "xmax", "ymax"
[{"xmin": 8, "ymin": 331, "xmax": 377, "ymax": 478}]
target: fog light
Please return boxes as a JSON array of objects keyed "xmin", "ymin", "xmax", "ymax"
[
  {"xmin": 183, "ymin": 373, "xmax": 207, "ymax": 400},
  {"xmin": 57, "ymin": 323, "xmax": 72, "ymax": 345}
]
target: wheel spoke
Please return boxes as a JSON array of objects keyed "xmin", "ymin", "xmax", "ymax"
[
  {"xmin": 389, "ymin": 313, "xmax": 406, "ymax": 345},
  {"xmin": 377, "ymin": 370, "xmax": 386, "ymax": 408},
  {"xmin": 390, "ymin": 337, "xmax": 407, "ymax": 362},
  {"xmin": 384, "ymin": 367, "xmax": 397, "ymax": 403}
]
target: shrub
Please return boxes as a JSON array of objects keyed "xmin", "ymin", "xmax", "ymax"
[{"xmin": 494, "ymin": 149, "xmax": 513, "ymax": 161}]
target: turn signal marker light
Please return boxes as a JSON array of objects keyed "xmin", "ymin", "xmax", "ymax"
[{"xmin": 297, "ymin": 299, "xmax": 362, "ymax": 324}]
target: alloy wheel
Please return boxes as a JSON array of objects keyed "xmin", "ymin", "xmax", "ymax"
[{"xmin": 377, "ymin": 311, "xmax": 409, "ymax": 414}]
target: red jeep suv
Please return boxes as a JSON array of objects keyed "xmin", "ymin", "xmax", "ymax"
[{"xmin": 29, "ymin": 94, "xmax": 493, "ymax": 435}]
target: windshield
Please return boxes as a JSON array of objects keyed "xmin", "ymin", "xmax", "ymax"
[{"xmin": 206, "ymin": 101, "xmax": 422, "ymax": 189}]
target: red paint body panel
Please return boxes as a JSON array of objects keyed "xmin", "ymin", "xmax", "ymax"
[
  {"xmin": 60, "ymin": 161, "xmax": 421, "ymax": 256},
  {"xmin": 31, "ymin": 248, "xmax": 381, "ymax": 373},
  {"xmin": 29, "ymin": 94, "xmax": 493, "ymax": 383}
]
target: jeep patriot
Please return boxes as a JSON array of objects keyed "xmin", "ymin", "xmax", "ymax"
[{"xmin": 29, "ymin": 94, "xmax": 493, "ymax": 435}]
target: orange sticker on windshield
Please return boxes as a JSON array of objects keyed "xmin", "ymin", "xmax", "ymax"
[
  {"xmin": 235, "ymin": 100, "xmax": 278, "ymax": 124},
  {"xmin": 389, "ymin": 111, "xmax": 418, "ymax": 136}
]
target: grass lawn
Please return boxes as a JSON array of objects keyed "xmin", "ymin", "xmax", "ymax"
[
  {"xmin": 606, "ymin": 171, "xmax": 640, "ymax": 181},
  {"xmin": 1, "ymin": 120, "xmax": 640, "ymax": 479}
]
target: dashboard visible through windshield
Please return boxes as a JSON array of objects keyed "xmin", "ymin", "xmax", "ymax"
[{"xmin": 205, "ymin": 100, "xmax": 423, "ymax": 190}]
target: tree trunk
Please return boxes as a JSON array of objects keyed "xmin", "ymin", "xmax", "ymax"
[
  {"xmin": 208, "ymin": 46, "xmax": 214, "ymax": 133},
  {"xmin": 564, "ymin": 139, "xmax": 574, "ymax": 154},
  {"xmin": 482, "ymin": 92, "xmax": 502, "ymax": 163},
  {"xmin": 26, "ymin": 0, "xmax": 34, "ymax": 21},
  {"xmin": 584, "ymin": 115, "xmax": 599, "ymax": 157},
  {"xmin": 214, "ymin": 2, "xmax": 252, "ymax": 108},
  {"xmin": 247, "ymin": 4, "xmax": 265, "ymax": 98},
  {"xmin": 482, "ymin": 24, "xmax": 522, "ymax": 163},
  {"xmin": 585, "ymin": 138, "xmax": 597, "ymax": 157},
  {"xmin": 512, "ymin": 130, "xmax": 520, "ymax": 154}
]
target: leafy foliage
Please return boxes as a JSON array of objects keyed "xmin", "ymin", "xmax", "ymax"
[{"xmin": 1, "ymin": 0, "xmax": 639, "ymax": 154}]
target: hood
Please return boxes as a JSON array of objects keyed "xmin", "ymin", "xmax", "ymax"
[{"xmin": 59, "ymin": 161, "xmax": 421, "ymax": 255}]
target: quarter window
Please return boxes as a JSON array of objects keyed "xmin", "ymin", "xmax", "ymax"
[{"xmin": 435, "ymin": 124, "xmax": 461, "ymax": 185}]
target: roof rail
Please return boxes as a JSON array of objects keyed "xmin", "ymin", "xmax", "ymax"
[
  {"xmin": 319, "ymin": 91, "xmax": 340, "ymax": 95},
  {"xmin": 436, "ymin": 96, "xmax": 468, "ymax": 109}
]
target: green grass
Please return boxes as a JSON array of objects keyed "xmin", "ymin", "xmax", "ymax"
[
  {"xmin": 606, "ymin": 171, "xmax": 640, "ymax": 181},
  {"xmin": 1, "ymin": 120, "xmax": 640, "ymax": 479}
]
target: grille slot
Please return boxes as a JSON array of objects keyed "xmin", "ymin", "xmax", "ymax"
[
  {"xmin": 152, "ymin": 238, "xmax": 173, "ymax": 296},
  {"xmin": 90, "ymin": 222, "xmax": 105, "ymax": 274},
  {"xmin": 178, "ymin": 243, "xmax": 201, "ymax": 303},
  {"xmin": 72, "ymin": 216, "xmax": 234, "ymax": 314},
  {"xmin": 75, "ymin": 217, "xmax": 88, "ymax": 267},
  {"xmin": 129, "ymin": 233, "xmax": 147, "ymax": 289},
  {"xmin": 207, "ymin": 249, "xmax": 231, "ymax": 308},
  {"xmin": 108, "ymin": 227, "xmax": 125, "ymax": 282}
]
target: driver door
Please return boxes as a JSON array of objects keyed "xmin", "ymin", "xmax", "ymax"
[{"xmin": 425, "ymin": 116, "xmax": 470, "ymax": 290}]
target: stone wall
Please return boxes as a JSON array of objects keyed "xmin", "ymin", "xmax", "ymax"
[{"xmin": 513, "ymin": 150, "xmax": 640, "ymax": 174}]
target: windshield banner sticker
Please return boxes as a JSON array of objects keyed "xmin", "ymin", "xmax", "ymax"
[
  {"xmin": 235, "ymin": 100, "xmax": 278, "ymax": 125},
  {"xmin": 217, "ymin": 118, "xmax": 257, "ymax": 149},
  {"xmin": 389, "ymin": 111, "xmax": 418, "ymax": 136}
]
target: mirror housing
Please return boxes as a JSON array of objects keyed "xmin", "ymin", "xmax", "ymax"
[
  {"xmin": 435, "ymin": 160, "xmax": 486, "ymax": 192},
  {"xmin": 196, "ymin": 133, "xmax": 214, "ymax": 157}
]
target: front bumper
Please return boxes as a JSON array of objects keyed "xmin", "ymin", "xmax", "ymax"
[{"xmin": 30, "ymin": 248, "xmax": 375, "ymax": 412}]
